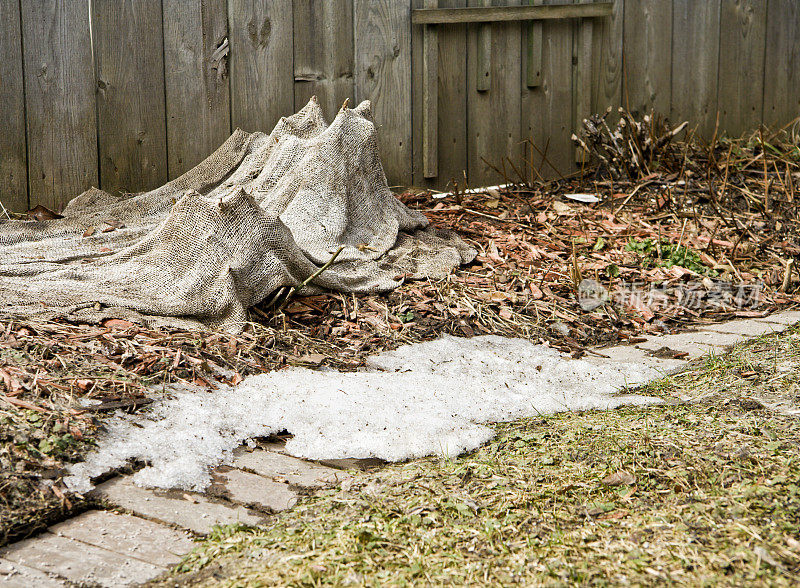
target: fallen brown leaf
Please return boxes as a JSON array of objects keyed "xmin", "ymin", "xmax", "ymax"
[
  {"xmin": 602, "ymin": 470, "xmax": 637, "ymax": 486},
  {"xmin": 101, "ymin": 318, "xmax": 136, "ymax": 330},
  {"xmin": 74, "ymin": 379, "xmax": 94, "ymax": 391},
  {"xmin": 26, "ymin": 204, "xmax": 64, "ymax": 221}
]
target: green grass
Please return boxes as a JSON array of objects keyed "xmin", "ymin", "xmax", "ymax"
[
  {"xmin": 159, "ymin": 329, "xmax": 800, "ymax": 587},
  {"xmin": 625, "ymin": 238, "xmax": 717, "ymax": 277}
]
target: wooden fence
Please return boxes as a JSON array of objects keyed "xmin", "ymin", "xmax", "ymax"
[{"xmin": 1, "ymin": 0, "xmax": 798, "ymax": 213}]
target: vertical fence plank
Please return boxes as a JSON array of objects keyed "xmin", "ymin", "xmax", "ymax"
[
  {"xmin": 354, "ymin": 0, "xmax": 412, "ymax": 186},
  {"xmin": 228, "ymin": 0, "xmax": 294, "ymax": 133},
  {"xmin": 520, "ymin": 0, "xmax": 543, "ymax": 183},
  {"xmin": 412, "ymin": 0, "xmax": 468, "ymax": 187},
  {"xmin": 671, "ymin": 1, "xmax": 720, "ymax": 139},
  {"xmin": 763, "ymin": 0, "xmax": 800, "ymax": 128},
  {"xmin": 293, "ymin": 0, "xmax": 354, "ymax": 121},
  {"xmin": 526, "ymin": 0, "xmax": 543, "ymax": 88},
  {"xmin": 590, "ymin": 0, "xmax": 623, "ymax": 115},
  {"xmin": 21, "ymin": 0, "xmax": 97, "ymax": 211},
  {"xmin": 718, "ymin": 0, "xmax": 767, "ymax": 137},
  {"xmin": 475, "ymin": 0, "xmax": 492, "ymax": 92},
  {"xmin": 163, "ymin": 0, "xmax": 230, "ymax": 179},
  {"xmin": 93, "ymin": 0, "xmax": 167, "ymax": 195},
  {"xmin": 0, "ymin": 0, "xmax": 28, "ymax": 212},
  {"xmin": 622, "ymin": 0, "xmax": 671, "ymax": 117},
  {"xmin": 421, "ymin": 0, "xmax": 439, "ymax": 179},
  {"xmin": 522, "ymin": 0, "xmax": 575, "ymax": 180},
  {"xmin": 467, "ymin": 0, "xmax": 522, "ymax": 186},
  {"xmin": 573, "ymin": 0, "xmax": 593, "ymax": 163}
]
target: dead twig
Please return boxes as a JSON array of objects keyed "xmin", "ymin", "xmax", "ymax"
[{"xmin": 277, "ymin": 246, "xmax": 345, "ymax": 311}]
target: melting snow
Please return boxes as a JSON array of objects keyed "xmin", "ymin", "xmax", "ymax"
[{"xmin": 66, "ymin": 335, "xmax": 663, "ymax": 492}]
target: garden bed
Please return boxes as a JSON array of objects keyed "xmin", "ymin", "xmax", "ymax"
[{"xmin": 2, "ymin": 117, "xmax": 799, "ymax": 545}]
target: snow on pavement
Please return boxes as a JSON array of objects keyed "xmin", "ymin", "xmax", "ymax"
[{"xmin": 66, "ymin": 335, "xmax": 662, "ymax": 492}]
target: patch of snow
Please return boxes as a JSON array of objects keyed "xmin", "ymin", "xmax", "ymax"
[{"xmin": 65, "ymin": 335, "xmax": 663, "ymax": 493}]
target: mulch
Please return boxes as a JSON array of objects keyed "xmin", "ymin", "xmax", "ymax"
[{"xmin": 2, "ymin": 110, "xmax": 799, "ymax": 544}]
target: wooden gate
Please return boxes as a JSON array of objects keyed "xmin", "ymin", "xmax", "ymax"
[{"xmin": 410, "ymin": 1, "xmax": 614, "ymax": 189}]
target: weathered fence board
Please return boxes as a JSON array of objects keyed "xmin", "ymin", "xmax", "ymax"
[
  {"xmin": 671, "ymin": 0, "xmax": 720, "ymax": 139},
  {"xmin": 763, "ymin": 0, "xmax": 800, "ymax": 128},
  {"xmin": 293, "ymin": 0, "xmax": 355, "ymax": 122},
  {"xmin": 93, "ymin": 0, "xmax": 167, "ymax": 195},
  {"xmin": 354, "ymin": 0, "xmax": 413, "ymax": 185},
  {"xmin": 163, "ymin": 0, "xmax": 231, "ymax": 178},
  {"xmin": 413, "ymin": 1, "xmax": 612, "ymax": 23},
  {"xmin": 21, "ymin": 0, "xmax": 97, "ymax": 211},
  {"xmin": 590, "ymin": 0, "xmax": 622, "ymax": 116},
  {"xmin": 574, "ymin": 0, "xmax": 594, "ymax": 163},
  {"xmin": 467, "ymin": 0, "xmax": 523, "ymax": 186},
  {"xmin": 420, "ymin": 0, "xmax": 439, "ymax": 178},
  {"xmin": 412, "ymin": 0, "xmax": 469, "ymax": 187},
  {"xmin": 526, "ymin": 0, "xmax": 544, "ymax": 89},
  {"xmin": 228, "ymin": 0, "xmax": 294, "ymax": 133},
  {"xmin": 528, "ymin": 0, "xmax": 576, "ymax": 179},
  {"xmin": 519, "ymin": 0, "xmax": 537, "ymax": 183},
  {"xmin": 0, "ymin": 0, "xmax": 28, "ymax": 212},
  {"xmin": 622, "ymin": 0, "xmax": 671, "ymax": 117},
  {"xmin": 718, "ymin": 0, "xmax": 767, "ymax": 138}
]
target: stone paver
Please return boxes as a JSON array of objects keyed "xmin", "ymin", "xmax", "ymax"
[
  {"xmin": 94, "ymin": 477, "xmax": 265, "ymax": 534},
  {"xmin": 0, "ymin": 533, "xmax": 163, "ymax": 587},
  {"xmin": 756, "ymin": 310, "xmax": 800, "ymax": 326},
  {"xmin": 0, "ymin": 557, "xmax": 66, "ymax": 587},
  {"xmin": 260, "ymin": 441, "xmax": 384, "ymax": 471},
  {"xmin": 214, "ymin": 468, "xmax": 298, "ymax": 512},
  {"xmin": 50, "ymin": 509, "xmax": 195, "ymax": 567},
  {"xmin": 317, "ymin": 456, "xmax": 387, "ymax": 471},
  {"xmin": 700, "ymin": 319, "xmax": 785, "ymax": 337},
  {"xmin": 635, "ymin": 330, "xmax": 744, "ymax": 359},
  {"xmin": 233, "ymin": 448, "xmax": 351, "ymax": 488},
  {"xmin": 585, "ymin": 344, "xmax": 686, "ymax": 373},
  {"xmin": 585, "ymin": 317, "xmax": 785, "ymax": 372}
]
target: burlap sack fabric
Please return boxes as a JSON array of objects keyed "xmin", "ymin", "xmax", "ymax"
[{"xmin": 0, "ymin": 98, "xmax": 475, "ymax": 331}]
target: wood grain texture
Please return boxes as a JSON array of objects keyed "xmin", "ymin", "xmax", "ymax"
[
  {"xmin": 228, "ymin": 0, "xmax": 294, "ymax": 133},
  {"xmin": 522, "ymin": 0, "xmax": 575, "ymax": 180},
  {"xmin": 590, "ymin": 0, "xmax": 623, "ymax": 115},
  {"xmin": 622, "ymin": 0, "xmax": 671, "ymax": 117},
  {"xmin": 163, "ymin": 0, "xmax": 231, "ymax": 178},
  {"xmin": 526, "ymin": 0, "xmax": 543, "ymax": 88},
  {"xmin": 422, "ymin": 0, "xmax": 438, "ymax": 178},
  {"xmin": 354, "ymin": 0, "xmax": 413, "ymax": 185},
  {"xmin": 0, "ymin": 0, "xmax": 28, "ymax": 212},
  {"xmin": 93, "ymin": 0, "xmax": 167, "ymax": 194},
  {"xmin": 763, "ymin": 0, "xmax": 800, "ymax": 128},
  {"xmin": 671, "ymin": 0, "xmax": 720, "ymax": 139},
  {"xmin": 520, "ymin": 0, "xmax": 541, "ymax": 183},
  {"xmin": 476, "ymin": 0, "xmax": 492, "ymax": 92},
  {"xmin": 21, "ymin": 0, "xmax": 97, "ymax": 211},
  {"xmin": 293, "ymin": 0, "xmax": 354, "ymax": 121},
  {"xmin": 412, "ymin": 2, "xmax": 612, "ymax": 23},
  {"xmin": 718, "ymin": 0, "xmax": 767, "ymax": 137},
  {"xmin": 573, "ymin": 0, "xmax": 593, "ymax": 162},
  {"xmin": 467, "ymin": 0, "xmax": 523, "ymax": 186},
  {"xmin": 412, "ymin": 0, "xmax": 469, "ymax": 187}
]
